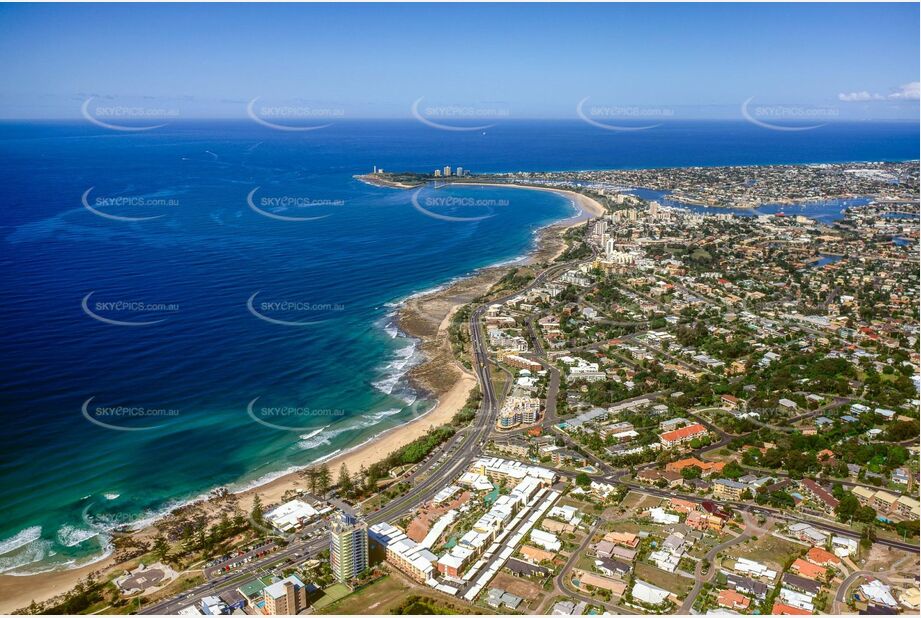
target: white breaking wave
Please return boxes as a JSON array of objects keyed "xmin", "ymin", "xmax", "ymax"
[
  {"xmin": 368, "ymin": 408, "xmax": 402, "ymax": 422},
  {"xmin": 103, "ymin": 492, "xmax": 120, "ymax": 501},
  {"xmin": 310, "ymin": 448, "xmax": 342, "ymax": 465},
  {"xmin": 56, "ymin": 525, "xmax": 100, "ymax": 548},
  {"xmin": 297, "ymin": 424, "xmax": 355, "ymax": 451},
  {"xmin": 298, "ymin": 426, "xmax": 327, "ymax": 442},
  {"xmin": 0, "ymin": 537, "xmax": 53, "ymax": 574},
  {"xmin": 371, "ymin": 339, "xmax": 422, "ymax": 396},
  {"xmin": 0, "ymin": 526, "xmax": 42, "ymax": 556},
  {"xmin": 296, "ymin": 408, "xmax": 403, "ymax": 452}
]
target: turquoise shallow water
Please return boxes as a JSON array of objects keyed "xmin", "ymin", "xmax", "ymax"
[{"xmin": 0, "ymin": 119, "xmax": 917, "ymax": 574}]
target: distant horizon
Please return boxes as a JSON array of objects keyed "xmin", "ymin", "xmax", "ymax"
[{"xmin": 4, "ymin": 116, "xmax": 921, "ymax": 123}]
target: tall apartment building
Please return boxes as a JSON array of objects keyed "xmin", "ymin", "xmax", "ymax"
[
  {"xmin": 263, "ymin": 575, "xmax": 308, "ymax": 615},
  {"xmin": 496, "ymin": 394, "xmax": 541, "ymax": 430},
  {"xmin": 329, "ymin": 511, "xmax": 369, "ymax": 582}
]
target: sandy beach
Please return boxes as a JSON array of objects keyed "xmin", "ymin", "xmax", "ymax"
[
  {"xmin": 0, "ymin": 182, "xmax": 604, "ymax": 614},
  {"xmin": 453, "ymin": 182, "xmax": 607, "ymax": 219}
]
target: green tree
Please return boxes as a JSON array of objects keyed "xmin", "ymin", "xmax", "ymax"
[
  {"xmin": 303, "ymin": 467, "xmax": 319, "ymax": 494},
  {"xmin": 338, "ymin": 463, "xmax": 353, "ymax": 494},
  {"xmin": 316, "ymin": 464, "xmax": 331, "ymax": 494},
  {"xmin": 152, "ymin": 535, "xmax": 170, "ymax": 562},
  {"xmin": 251, "ymin": 494, "xmax": 264, "ymax": 525}
]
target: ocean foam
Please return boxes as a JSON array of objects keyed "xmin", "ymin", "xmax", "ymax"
[
  {"xmin": 371, "ymin": 336, "xmax": 423, "ymax": 398},
  {"xmin": 0, "ymin": 536, "xmax": 53, "ymax": 574},
  {"xmin": 56, "ymin": 525, "xmax": 100, "ymax": 548},
  {"xmin": 0, "ymin": 526, "xmax": 42, "ymax": 556}
]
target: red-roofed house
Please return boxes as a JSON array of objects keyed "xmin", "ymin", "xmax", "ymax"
[
  {"xmin": 666, "ymin": 457, "xmax": 725, "ymax": 477},
  {"xmin": 659, "ymin": 423, "xmax": 708, "ymax": 447},
  {"xmin": 669, "ymin": 498, "xmax": 699, "ymax": 514},
  {"xmin": 805, "ymin": 547, "xmax": 841, "ymax": 568},
  {"xmin": 791, "ymin": 558, "xmax": 827, "ymax": 581},
  {"xmin": 721, "ymin": 394, "xmax": 741, "ymax": 409},
  {"xmin": 772, "ymin": 601, "xmax": 812, "ymax": 615},
  {"xmin": 717, "ymin": 589, "xmax": 751, "ymax": 611}
]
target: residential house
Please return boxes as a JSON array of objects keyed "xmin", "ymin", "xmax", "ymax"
[{"xmin": 716, "ymin": 589, "xmax": 751, "ymax": 611}]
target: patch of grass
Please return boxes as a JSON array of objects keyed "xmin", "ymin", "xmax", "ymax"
[
  {"xmin": 313, "ymin": 582, "xmax": 353, "ymax": 610},
  {"xmin": 634, "ymin": 562, "xmax": 693, "ymax": 598},
  {"xmin": 728, "ymin": 534, "xmax": 800, "ymax": 569}
]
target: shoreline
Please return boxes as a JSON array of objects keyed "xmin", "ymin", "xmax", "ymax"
[{"xmin": 0, "ymin": 183, "xmax": 604, "ymax": 614}]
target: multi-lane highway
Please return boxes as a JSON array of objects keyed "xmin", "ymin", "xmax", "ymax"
[{"xmin": 141, "ymin": 234, "xmax": 595, "ymax": 614}]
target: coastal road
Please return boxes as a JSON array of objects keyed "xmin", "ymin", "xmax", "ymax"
[{"xmin": 140, "ymin": 233, "xmax": 599, "ymax": 615}]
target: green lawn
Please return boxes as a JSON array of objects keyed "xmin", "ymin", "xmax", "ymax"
[
  {"xmin": 728, "ymin": 534, "xmax": 800, "ymax": 570},
  {"xmin": 634, "ymin": 562, "xmax": 694, "ymax": 598},
  {"xmin": 313, "ymin": 583, "xmax": 353, "ymax": 610}
]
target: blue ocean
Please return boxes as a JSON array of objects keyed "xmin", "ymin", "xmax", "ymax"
[{"xmin": 0, "ymin": 119, "xmax": 917, "ymax": 574}]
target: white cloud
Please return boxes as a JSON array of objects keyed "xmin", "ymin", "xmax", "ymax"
[
  {"xmin": 839, "ymin": 82, "xmax": 920, "ymax": 102},
  {"xmin": 888, "ymin": 81, "xmax": 920, "ymax": 100},
  {"xmin": 838, "ymin": 91, "xmax": 883, "ymax": 102}
]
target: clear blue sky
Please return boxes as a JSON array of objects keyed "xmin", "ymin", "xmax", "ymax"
[{"xmin": 0, "ymin": 2, "xmax": 918, "ymax": 120}]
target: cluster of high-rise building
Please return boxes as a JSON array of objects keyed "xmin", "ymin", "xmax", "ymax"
[{"xmin": 433, "ymin": 165, "xmax": 465, "ymax": 178}]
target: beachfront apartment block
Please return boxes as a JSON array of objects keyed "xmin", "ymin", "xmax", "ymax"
[
  {"xmin": 263, "ymin": 575, "xmax": 308, "ymax": 615},
  {"xmin": 470, "ymin": 456, "xmax": 558, "ymax": 486},
  {"xmin": 368, "ymin": 522, "xmax": 438, "ymax": 583},
  {"xmin": 496, "ymin": 393, "xmax": 541, "ymax": 430},
  {"xmin": 329, "ymin": 511, "xmax": 369, "ymax": 583}
]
